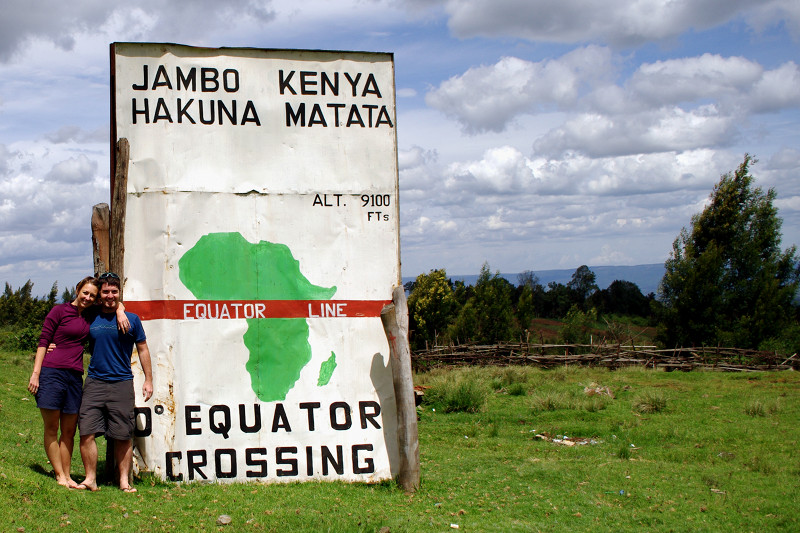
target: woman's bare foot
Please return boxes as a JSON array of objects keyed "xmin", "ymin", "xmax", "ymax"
[{"xmin": 56, "ymin": 475, "xmax": 75, "ymax": 488}]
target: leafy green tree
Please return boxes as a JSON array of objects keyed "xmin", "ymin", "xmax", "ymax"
[
  {"xmin": 407, "ymin": 269, "xmax": 456, "ymax": 350},
  {"xmin": 659, "ymin": 155, "xmax": 800, "ymax": 348},
  {"xmin": 589, "ymin": 280, "xmax": 652, "ymax": 317},
  {"xmin": 559, "ymin": 305, "xmax": 598, "ymax": 344},
  {"xmin": 541, "ymin": 281, "xmax": 572, "ymax": 318},
  {"xmin": 450, "ymin": 263, "xmax": 514, "ymax": 344},
  {"xmin": 61, "ymin": 286, "xmax": 76, "ymax": 304},
  {"xmin": 567, "ymin": 265, "xmax": 598, "ymax": 309},
  {"xmin": 0, "ymin": 283, "xmax": 16, "ymax": 326},
  {"xmin": 515, "ymin": 271, "xmax": 544, "ymax": 330},
  {"xmin": 451, "ymin": 279, "xmax": 473, "ymax": 307},
  {"xmin": 0, "ymin": 280, "xmax": 59, "ymax": 351},
  {"xmin": 0, "ymin": 280, "xmax": 55, "ymax": 329},
  {"xmin": 448, "ymin": 300, "xmax": 478, "ymax": 344}
]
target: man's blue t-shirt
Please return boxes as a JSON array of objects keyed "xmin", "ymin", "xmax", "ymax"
[{"xmin": 87, "ymin": 311, "xmax": 146, "ymax": 382}]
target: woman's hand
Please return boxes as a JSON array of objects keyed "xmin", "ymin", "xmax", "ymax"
[
  {"xmin": 29, "ymin": 346, "xmax": 46, "ymax": 394},
  {"xmin": 28, "ymin": 372, "xmax": 39, "ymax": 394}
]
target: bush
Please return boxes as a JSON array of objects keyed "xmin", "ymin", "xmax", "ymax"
[
  {"xmin": 14, "ymin": 326, "xmax": 40, "ymax": 352},
  {"xmin": 559, "ymin": 306, "xmax": 598, "ymax": 344},
  {"xmin": 759, "ymin": 323, "xmax": 800, "ymax": 355},
  {"xmin": 744, "ymin": 399, "xmax": 766, "ymax": 417},
  {"xmin": 506, "ymin": 382, "xmax": 527, "ymax": 396},
  {"xmin": 530, "ymin": 391, "xmax": 571, "ymax": 412},
  {"xmin": 424, "ymin": 373, "xmax": 489, "ymax": 413},
  {"xmin": 632, "ymin": 390, "xmax": 667, "ymax": 413}
]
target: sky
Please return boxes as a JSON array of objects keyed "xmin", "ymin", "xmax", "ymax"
[{"xmin": 1, "ymin": 0, "xmax": 799, "ymax": 295}]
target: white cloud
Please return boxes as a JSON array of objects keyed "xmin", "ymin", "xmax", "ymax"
[
  {"xmin": 396, "ymin": 88, "xmax": 418, "ymax": 98},
  {"xmin": 589, "ymin": 244, "xmax": 633, "ymax": 265},
  {"xmin": 745, "ymin": 0, "xmax": 800, "ymax": 37},
  {"xmin": 397, "ymin": 146, "xmax": 741, "ymax": 269},
  {"xmin": 44, "ymin": 154, "xmax": 97, "ymax": 184},
  {"xmin": 626, "ymin": 54, "xmax": 764, "ymax": 107},
  {"xmin": 44, "ymin": 125, "xmax": 107, "ymax": 144},
  {"xmin": 426, "ymin": 46, "xmax": 613, "ymax": 133},
  {"xmin": 0, "ymin": 1, "xmax": 278, "ymax": 61},
  {"xmin": 427, "ymin": 50, "xmax": 800, "ymax": 158},
  {"xmin": 749, "ymin": 62, "xmax": 800, "ymax": 112},
  {"xmin": 441, "ymin": 0, "xmax": 799, "ymax": 45},
  {"xmin": 534, "ymin": 106, "xmax": 738, "ymax": 158},
  {"xmin": 0, "ymin": 144, "xmax": 12, "ymax": 175},
  {"xmin": 0, "ymin": 0, "xmax": 113, "ymax": 61},
  {"xmin": 445, "ymin": 146, "xmax": 534, "ymax": 193}
]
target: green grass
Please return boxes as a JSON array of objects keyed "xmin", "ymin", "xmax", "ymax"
[{"xmin": 2, "ymin": 349, "xmax": 800, "ymax": 532}]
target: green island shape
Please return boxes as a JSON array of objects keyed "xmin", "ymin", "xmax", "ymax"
[
  {"xmin": 318, "ymin": 352, "xmax": 337, "ymax": 386},
  {"xmin": 178, "ymin": 232, "xmax": 337, "ymax": 401}
]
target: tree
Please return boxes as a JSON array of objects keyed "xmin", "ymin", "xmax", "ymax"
[
  {"xmin": 0, "ymin": 280, "xmax": 54, "ymax": 329},
  {"xmin": 659, "ymin": 155, "xmax": 800, "ymax": 348},
  {"xmin": 538, "ymin": 281, "xmax": 568, "ymax": 318},
  {"xmin": 61, "ymin": 286, "xmax": 76, "ymax": 304},
  {"xmin": 407, "ymin": 269, "xmax": 456, "ymax": 350},
  {"xmin": 589, "ymin": 280, "xmax": 652, "ymax": 317},
  {"xmin": 515, "ymin": 271, "xmax": 544, "ymax": 330},
  {"xmin": 559, "ymin": 305, "xmax": 598, "ymax": 344},
  {"xmin": 450, "ymin": 263, "xmax": 514, "ymax": 344},
  {"xmin": 567, "ymin": 265, "xmax": 598, "ymax": 309}
]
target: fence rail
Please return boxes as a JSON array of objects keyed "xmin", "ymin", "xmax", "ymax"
[{"xmin": 412, "ymin": 342, "xmax": 798, "ymax": 372}]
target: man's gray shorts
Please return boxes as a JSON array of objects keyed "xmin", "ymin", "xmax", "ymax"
[{"xmin": 79, "ymin": 377, "xmax": 135, "ymax": 440}]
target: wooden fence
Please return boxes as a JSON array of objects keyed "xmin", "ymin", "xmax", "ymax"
[{"xmin": 412, "ymin": 342, "xmax": 798, "ymax": 372}]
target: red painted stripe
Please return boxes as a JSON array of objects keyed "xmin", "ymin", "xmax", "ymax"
[{"xmin": 124, "ymin": 300, "xmax": 391, "ymax": 321}]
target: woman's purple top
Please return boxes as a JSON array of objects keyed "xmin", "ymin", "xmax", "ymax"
[{"xmin": 37, "ymin": 302, "xmax": 93, "ymax": 373}]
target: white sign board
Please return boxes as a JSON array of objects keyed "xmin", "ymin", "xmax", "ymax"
[{"xmin": 111, "ymin": 43, "xmax": 400, "ymax": 483}]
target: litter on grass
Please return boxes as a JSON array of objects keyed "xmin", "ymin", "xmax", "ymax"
[
  {"xmin": 583, "ymin": 383, "xmax": 615, "ymax": 398},
  {"xmin": 534, "ymin": 432, "xmax": 603, "ymax": 446}
]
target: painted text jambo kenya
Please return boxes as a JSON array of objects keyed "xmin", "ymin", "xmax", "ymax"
[{"xmin": 128, "ymin": 65, "xmax": 393, "ymax": 128}]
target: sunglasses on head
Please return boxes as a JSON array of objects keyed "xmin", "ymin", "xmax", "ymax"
[{"xmin": 99, "ymin": 272, "xmax": 120, "ymax": 280}]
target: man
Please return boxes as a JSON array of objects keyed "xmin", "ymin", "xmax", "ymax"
[{"xmin": 76, "ymin": 272, "xmax": 153, "ymax": 492}]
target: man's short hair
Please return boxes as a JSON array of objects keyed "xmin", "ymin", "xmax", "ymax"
[{"xmin": 98, "ymin": 272, "xmax": 122, "ymax": 290}]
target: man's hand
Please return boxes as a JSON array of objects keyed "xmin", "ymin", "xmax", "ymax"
[
  {"xmin": 143, "ymin": 380, "xmax": 153, "ymax": 402},
  {"xmin": 46, "ymin": 343, "xmax": 56, "ymax": 353},
  {"xmin": 136, "ymin": 340, "xmax": 154, "ymax": 402}
]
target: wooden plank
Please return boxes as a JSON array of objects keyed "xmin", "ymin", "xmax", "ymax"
[
  {"xmin": 109, "ymin": 137, "xmax": 129, "ymax": 281},
  {"xmin": 381, "ymin": 286, "xmax": 420, "ymax": 493},
  {"xmin": 91, "ymin": 203, "xmax": 110, "ymax": 275},
  {"xmin": 105, "ymin": 137, "xmax": 129, "ymax": 484}
]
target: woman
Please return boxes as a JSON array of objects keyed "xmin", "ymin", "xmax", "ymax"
[{"xmin": 27, "ymin": 276, "xmax": 128, "ymax": 488}]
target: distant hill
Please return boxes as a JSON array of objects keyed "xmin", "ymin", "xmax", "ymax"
[{"xmin": 403, "ymin": 263, "xmax": 666, "ymax": 297}]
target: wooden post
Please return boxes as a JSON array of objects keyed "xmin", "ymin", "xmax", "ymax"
[
  {"xmin": 91, "ymin": 203, "xmax": 110, "ymax": 275},
  {"xmin": 381, "ymin": 286, "xmax": 420, "ymax": 492},
  {"xmin": 109, "ymin": 138, "xmax": 129, "ymax": 280},
  {"xmin": 105, "ymin": 137, "xmax": 130, "ymax": 484}
]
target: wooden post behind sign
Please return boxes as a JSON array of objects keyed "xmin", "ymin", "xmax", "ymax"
[
  {"xmin": 91, "ymin": 203, "xmax": 110, "ymax": 275},
  {"xmin": 103, "ymin": 137, "xmax": 130, "ymax": 484},
  {"xmin": 381, "ymin": 286, "xmax": 420, "ymax": 492},
  {"xmin": 109, "ymin": 138, "xmax": 129, "ymax": 280}
]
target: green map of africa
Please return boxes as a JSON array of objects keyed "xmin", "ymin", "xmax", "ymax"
[{"xmin": 178, "ymin": 232, "xmax": 337, "ymax": 402}]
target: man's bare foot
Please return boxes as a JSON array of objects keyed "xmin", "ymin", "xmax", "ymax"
[
  {"xmin": 74, "ymin": 482, "xmax": 100, "ymax": 492},
  {"xmin": 121, "ymin": 486, "xmax": 137, "ymax": 493}
]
